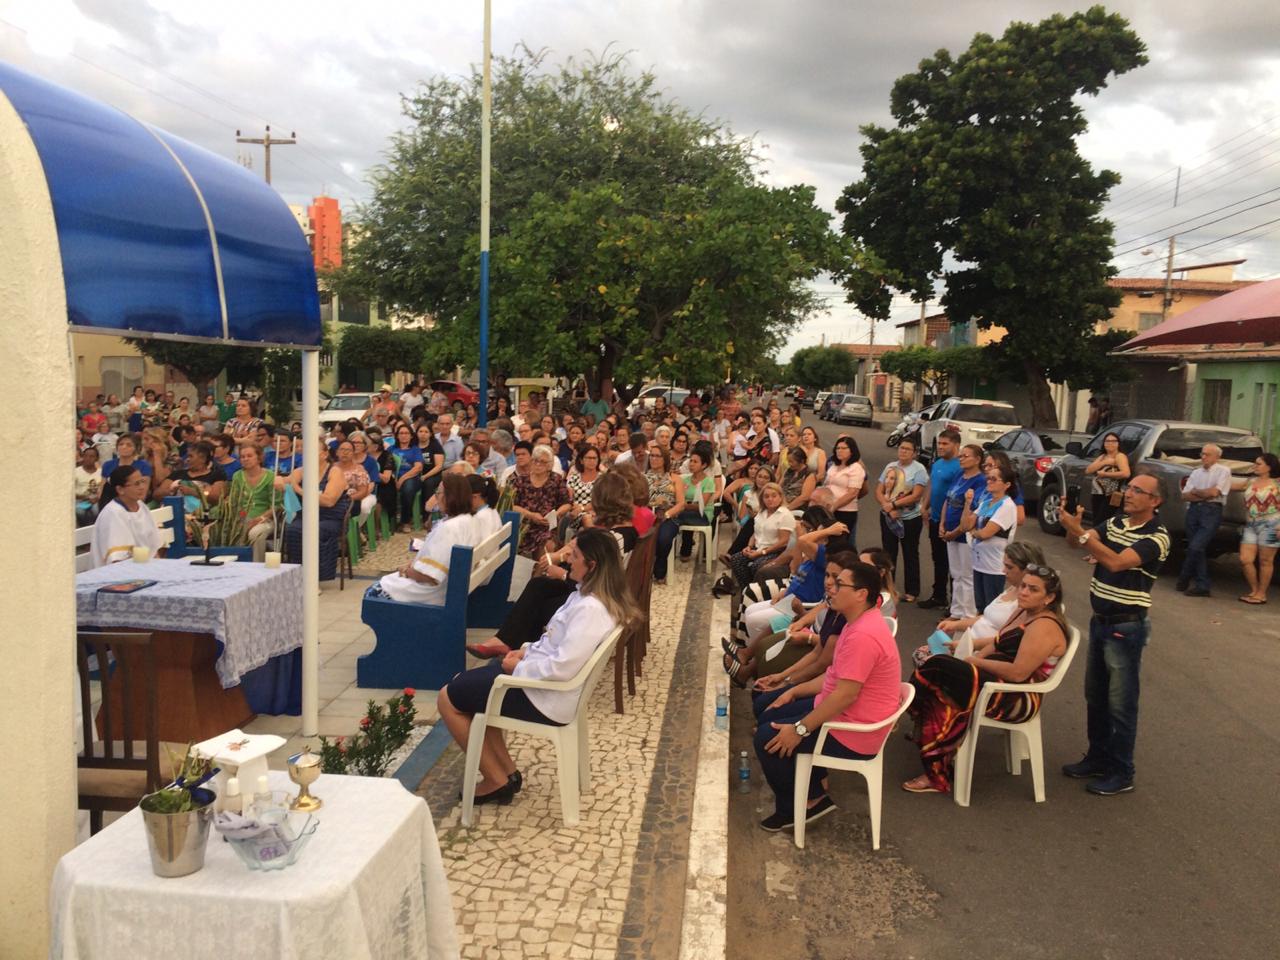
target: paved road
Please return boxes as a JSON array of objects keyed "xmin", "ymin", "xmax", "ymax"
[{"xmin": 726, "ymin": 414, "xmax": 1280, "ymax": 960}]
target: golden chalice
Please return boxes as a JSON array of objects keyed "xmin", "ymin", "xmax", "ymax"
[{"xmin": 287, "ymin": 749, "xmax": 323, "ymax": 812}]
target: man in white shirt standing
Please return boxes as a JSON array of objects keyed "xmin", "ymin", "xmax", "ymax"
[{"xmin": 1177, "ymin": 443, "xmax": 1232, "ymax": 597}]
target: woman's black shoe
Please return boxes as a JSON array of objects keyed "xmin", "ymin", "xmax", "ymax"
[
  {"xmin": 472, "ymin": 781, "xmax": 516, "ymax": 806},
  {"xmin": 508, "ymin": 770, "xmax": 523, "ymax": 793}
]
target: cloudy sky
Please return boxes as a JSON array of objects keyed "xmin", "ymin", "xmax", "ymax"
[{"xmin": 3, "ymin": 0, "xmax": 1279, "ymax": 361}]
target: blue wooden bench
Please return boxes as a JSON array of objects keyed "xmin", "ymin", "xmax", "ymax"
[
  {"xmin": 161, "ymin": 496, "xmax": 255, "ymax": 562},
  {"xmin": 358, "ymin": 512, "xmax": 519, "ymax": 690}
]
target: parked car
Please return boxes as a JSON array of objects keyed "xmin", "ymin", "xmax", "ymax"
[
  {"xmin": 985, "ymin": 428, "xmax": 1090, "ymax": 504},
  {"xmin": 918, "ymin": 398, "xmax": 1021, "ymax": 459},
  {"xmin": 627, "ymin": 384, "xmax": 691, "ymax": 418},
  {"xmin": 428, "ymin": 379, "xmax": 479, "ymax": 409},
  {"xmin": 318, "ymin": 392, "xmax": 379, "ymax": 428},
  {"xmin": 811, "ymin": 390, "xmax": 831, "ymax": 415},
  {"xmin": 835, "ymin": 394, "xmax": 875, "ymax": 427},
  {"xmin": 1037, "ymin": 420, "xmax": 1264, "ymax": 553},
  {"xmin": 820, "ymin": 392, "xmax": 847, "ymax": 421}
]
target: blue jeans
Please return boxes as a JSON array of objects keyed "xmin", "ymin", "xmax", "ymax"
[
  {"xmin": 752, "ymin": 695, "xmax": 871, "ymax": 818},
  {"xmin": 1179, "ymin": 501, "xmax": 1222, "ymax": 590},
  {"xmin": 1084, "ymin": 615, "xmax": 1150, "ymax": 780},
  {"xmin": 653, "ymin": 511, "xmax": 709, "ymax": 579},
  {"xmin": 973, "ymin": 570, "xmax": 1005, "ymax": 612},
  {"xmin": 397, "ymin": 476, "xmax": 423, "ymax": 524}
]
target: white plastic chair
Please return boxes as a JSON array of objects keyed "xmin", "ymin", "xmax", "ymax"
[
  {"xmin": 460, "ymin": 625, "xmax": 623, "ymax": 827},
  {"xmin": 793, "ymin": 681, "xmax": 915, "ymax": 850},
  {"xmin": 885, "ymin": 617, "xmax": 899, "ymax": 638},
  {"xmin": 952, "ymin": 625, "xmax": 1081, "ymax": 808},
  {"xmin": 679, "ymin": 515, "xmax": 720, "ymax": 574}
]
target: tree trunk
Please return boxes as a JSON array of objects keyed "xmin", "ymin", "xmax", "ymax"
[{"xmin": 1023, "ymin": 359, "xmax": 1059, "ymax": 428}]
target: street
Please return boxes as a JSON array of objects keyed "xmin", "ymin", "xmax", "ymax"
[{"xmin": 726, "ymin": 416, "xmax": 1280, "ymax": 960}]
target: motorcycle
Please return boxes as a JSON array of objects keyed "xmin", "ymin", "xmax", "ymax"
[{"xmin": 886, "ymin": 411, "xmax": 923, "ymax": 447}]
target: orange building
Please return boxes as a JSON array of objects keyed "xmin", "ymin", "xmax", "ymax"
[{"xmin": 307, "ymin": 195, "xmax": 342, "ymax": 271}]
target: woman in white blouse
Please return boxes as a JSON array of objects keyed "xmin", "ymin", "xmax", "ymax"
[
  {"xmin": 90, "ymin": 464, "xmax": 164, "ymax": 567},
  {"xmin": 724, "ymin": 482, "xmax": 796, "ymax": 589},
  {"xmin": 370, "ymin": 475, "xmax": 475, "ymax": 604},
  {"xmin": 437, "ymin": 528, "xmax": 638, "ymax": 806}
]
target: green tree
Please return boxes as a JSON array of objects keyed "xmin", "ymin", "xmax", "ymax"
[
  {"xmin": 879, "ymin": 344, "xmax": 986, "ymax": 398},
  {"xmin": 122, "ymin": 339, "xmax": 240, "ymax": 399},
  {"xmin": 339, "ymin": 48, "xmax": 842, "ymax": 399},
  {"xmin": 338, "ymin": 325, "xmax": 429, "ymax": 374},
  {"xmin": 837, "ymin": 6, "xmax": 1147, "ymax": 425},
  {"xmin": 788, "ymin": 345, "xmax": 857, "ymax": 390}
]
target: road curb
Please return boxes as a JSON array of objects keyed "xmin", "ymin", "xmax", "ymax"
[{"xmin": 678, "ymin": 585, "xmax": 730, "ymax": 960}]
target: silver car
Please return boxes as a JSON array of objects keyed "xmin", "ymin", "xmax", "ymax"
[
  {"xmin": 986, "ymin": 428, "xmax": 1088, "ymax": 503},
  {"xmin": 836, "ymin": 394, "xmax": 874, "ymax": 427}
]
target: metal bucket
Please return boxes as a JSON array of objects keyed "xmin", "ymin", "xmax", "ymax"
[{"xmin": 141, "ymin": 801, "xmax": 214, "ymax": 878}]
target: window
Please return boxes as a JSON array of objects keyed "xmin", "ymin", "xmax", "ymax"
[
  {"xmin": 1138, "ymin": 312, "xmax": 1162, "ymax": 331},
  {"xmin": 100, "ymin": 356, "xmax": 145, "ymax": 399},
  {"xmin": 1201, "ymin": 379, "xmax": 1232, "ymax": 426}
]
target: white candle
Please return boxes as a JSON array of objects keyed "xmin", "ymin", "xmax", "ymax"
[
  {"xmin": 132, "ymin": 546, "xmax": 151, "ymax": 564},
  {"xmin": 264, "ymin": 552, "xmax": 282, "ymax": 568}
]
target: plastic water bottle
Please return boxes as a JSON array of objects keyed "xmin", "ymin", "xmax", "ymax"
[
  {"xmin": 737, "ymin": 751, "xmax": 751, "ymax": 793},
  {"xmin": 714, "ymin": 680, "xmax": 729, "ymax": 731}
]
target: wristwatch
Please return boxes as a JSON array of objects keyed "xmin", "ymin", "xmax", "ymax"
[
  {"xmin": 1077, "ymin": 530, "xmax": 1093, "ymax": 545},
  {"xmin": 793, "ymin": 721, "xmax": 810, "ymax": 738}
]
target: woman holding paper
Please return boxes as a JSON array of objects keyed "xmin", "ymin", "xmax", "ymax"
[
  {"xmin": 910, "ymin": 540, "xmax": 1047, "ymax": 667},
  {"xmin": 510, "ymin": 445, "xmax": 570, "ymax": 559}
]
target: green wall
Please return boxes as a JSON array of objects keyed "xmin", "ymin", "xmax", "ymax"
[{"xmin": 1194, "ymin": 360, "xmax": 1280, "ymax": 450}]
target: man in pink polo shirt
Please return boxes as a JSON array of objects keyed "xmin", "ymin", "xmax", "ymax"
[{"xmin": 754, "ymin": 560, "xmax": 903, "ymax": 832}]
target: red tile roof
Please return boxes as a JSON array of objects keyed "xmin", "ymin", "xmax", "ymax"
[{"xmin": 1108, "ymin": 277, "xmax": 1259, "ymax": 294}]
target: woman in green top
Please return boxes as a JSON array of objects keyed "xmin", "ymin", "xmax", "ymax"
[
  {"xmin": 654, "ymin": 447, "xmax": 717, "ymax": 582},
  {"xmin": 212, "ymin": 442, "xmax": 280, "ymax": 561}
]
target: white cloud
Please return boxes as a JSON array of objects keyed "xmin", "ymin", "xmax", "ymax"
[{"xmin": 3, "ymin": 0, "xmax": 1278, "ymax": 362}]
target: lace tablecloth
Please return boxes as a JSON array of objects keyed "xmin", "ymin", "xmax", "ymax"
[
  {"xmin": 75, "ymin": 559, "xmax": 302, "ymax": 688},
  {"xmin": 50, "ymin": 772, "xmax": 460, "ymax": 960}
]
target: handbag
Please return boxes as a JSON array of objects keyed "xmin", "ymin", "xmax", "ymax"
[{"xmin": 1109, "ymin": 489, "xmax": 1124, "ymax": 508}]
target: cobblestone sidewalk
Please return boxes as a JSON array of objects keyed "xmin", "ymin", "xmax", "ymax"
[{"xmin": 415, "ymin": 557, "xmax": 713, "ymax": 960}]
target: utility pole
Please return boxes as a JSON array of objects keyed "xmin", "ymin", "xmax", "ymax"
[
  {"xmin": 235, "ymin": 125, "xmax": 296, "ymax": 186},
  {"xmin": 1161, "ymin": 166, "xmax": 1182, "ymax": 322},
  {"xmin": 866, "ymin": 315, "xmax": 875, "ymax": 397}
]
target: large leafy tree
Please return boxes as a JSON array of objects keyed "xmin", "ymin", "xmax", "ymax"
[
  {"xmin": 123, "ymin": 340, "xmax": 240, "ymax": 400},
  {"xmin": 837, "ymin": 6, "xmax": 1147, "ymax": 425},
  {"xmin": 339, "ymin": 48, "xmax": 842, "ymax": 398},
  {"xmin": 788, "ymin": 345, "xmax": 857, "ymax": 390}
]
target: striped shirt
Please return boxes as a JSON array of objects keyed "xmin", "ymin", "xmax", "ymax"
[{"xmin": 1089, "ymin": 515, "xmax": 1170, "ymax": 615}]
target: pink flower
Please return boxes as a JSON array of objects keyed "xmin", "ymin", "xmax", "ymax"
[
  {"xmin": 359, "ymin": 717, "xmax": 371, "ymax": 729},
  {"xmin": 398, "ymin": 705, "xmax": 408, "ymax": 714},
  {"xmin": 403, "ymin": 687, "xmax": 416, "ymax": 698}
]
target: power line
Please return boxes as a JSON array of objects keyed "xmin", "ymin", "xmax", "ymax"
[
  {"xmin": 1114, "ymin": 216, "xmax": 1280, "ymax": 274},
  {"xmin": 1112, "ymin": 190, "xmax": 1280, "ymax": 258}
]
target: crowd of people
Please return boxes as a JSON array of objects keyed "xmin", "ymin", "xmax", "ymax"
[{"xmin": 73, "ymin": 377, "xmax": 1276, "ymax": 824}]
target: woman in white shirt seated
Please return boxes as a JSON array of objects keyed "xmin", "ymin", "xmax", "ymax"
[
  {"xmin": 367, "ymin": 474, "xmax": 475, "ymax": 604},
  {"xmin": 437, "ymin": 528, "xmax": 638, "ymax": 806},
  {"xmin": 910, "ymin": 540, "xmax": 1047, "ymax": 667},
  {"xmin": 725, "ymin": 482, "xmax": 796, "ymax": 589},
  {"xmin": 89, "ymin": 465, "xmax": 164, "ymax": 566},
  {"xmin": 469, "ymin": 474, "xmax": 503, "ymax": 544}
]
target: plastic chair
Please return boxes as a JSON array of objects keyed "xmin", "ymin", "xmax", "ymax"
[
  {"xmin": 793, "ymin": 681, "xmax": 915, "ymax": 851},
  {"xmin": 678, "ymin": 514, "xmax": 719, "ymax": 574},
  {"xmin": 460, "ymin": 625, "xmax": 623, "ymax": 827},
  {"xmin": 952, "ymin": 625, "xmax": 1081, "ymax": 808}
]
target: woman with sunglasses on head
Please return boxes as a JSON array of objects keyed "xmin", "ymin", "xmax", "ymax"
[
  {"xmin": 903, "ymin": 564, "xmax": 1069, "ymax": 794},
  {"xmin": 911, "ymin": 540, "xmax": 1048, "ymax": 667}
]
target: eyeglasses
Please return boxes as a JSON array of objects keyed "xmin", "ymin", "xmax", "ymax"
[
  {"xmin": 1121, "ymin": 484, "xmax": 1157, "ymax": 497},
  {"xmin": 830, "ymin": 580, "xmax": 858, "ymax": 591}
]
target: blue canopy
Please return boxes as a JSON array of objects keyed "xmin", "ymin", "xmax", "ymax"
[{"xmin": 0, "ymin": 62, "xmax": 321, "ymax": 348}]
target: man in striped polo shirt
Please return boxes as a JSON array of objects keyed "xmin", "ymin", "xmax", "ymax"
[{"xmin": 1059, "ymin": 470, "xmax": 1170, "ymax": 796}]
